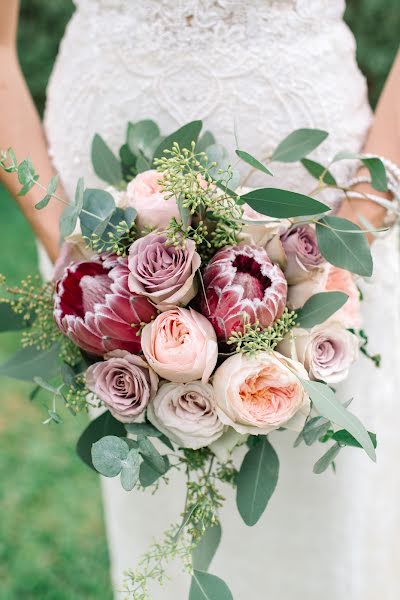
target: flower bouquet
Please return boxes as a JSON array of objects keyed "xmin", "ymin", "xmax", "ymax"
[{"xmin": 0, "ymin": 120, "xmax": 384, "ymax": 599}]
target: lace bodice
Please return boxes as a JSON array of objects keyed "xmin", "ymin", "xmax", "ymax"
[{"xmin": 45, "ymin": 0, "xmax": 371, "ymax": 199}]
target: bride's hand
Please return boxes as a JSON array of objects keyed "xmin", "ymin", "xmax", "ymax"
[
  {"xmin": 0, "ymin": 0, "xmax": 64, "ymax": 262},
  {"xmin": 336, "ymin": 52, "xmax": 400, "ymax": 244}
]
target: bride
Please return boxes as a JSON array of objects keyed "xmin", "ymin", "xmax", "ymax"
[{"xmin": 1, "ymin": 1, "xmax": 400, "ymax": 598}]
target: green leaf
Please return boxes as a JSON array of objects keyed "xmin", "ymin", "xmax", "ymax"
[
  {"xmin": 91, "ymin": 435, "xmax": 129, "ymax": 477},
  {"xmin": 241, "ymin": 188, "xmax": 330, "ymax": 218},
  {"xmin": 127, "ymin": 120, "xmax": 160, "ymax": 160},
  {"xmin": 139, "ymin": 456, "xmax": 170, "ymax": 487},
  {"xmin": 138, "ymin": 436, "xmax": 167, "ymax": 474},
  {"xmin": 316, "ymin": 216, "xmax": 373, "ymax": 277},
  {"xmin": 153, "ymin": 120, "xmax": 203, "ymax": 161},
  {"xmin": 189, "ymin": 570, "xmax": 233, "ymax": 600},
  {"xmin": 313, "ymin": 443, "xmax": 341, "ymax": 474},
  {"xmin": 120, "ymin": 448, "xmax": 142, "ymax": 491},
  {"xmin": 236, "ymin": 436, "xmax": 279, "ymax": 526},
  {"xmin": 296, "ymin": 291, "xmax": 349, "ymax": 328},
  {"xmin": 125, "ymin": 422, "xmax": 162, "ymax": 437},
  {"xmin": 35, "ymin": 195, "xmax": 51, "ymax": 210},
  {"xmin": 301, "ymin": 380, "xmax": 376, "ymax": 461},
  {"xmin": 17, "ymin": 158, "xmax": 36, "ymax": 186},
  {"xmin": 136, "ymin": 154, "xmax": 151, "ymax": 173},
  {"xmin": 333, "ymin": 152, "xmax": 388, "ymax": 192},
  {"xmin": 0, "ymin": 343, "xmax": 60, "ymax": 382},
  {"xmin": 302, "ymin": 416, "xmax": 331, "ymax": 446},
  {"xmin": 80, "ymin": 188, "xmax": 116, "ymax": 238},
  {"xmin": 301, "ymin": 158, "xmax": 337, "ymax": 185},
  {"xmin": 235, "ymin": 149, "xmax": 273, "ymax": 176},
  {"xmin": 271, "ymin": 128, "xmax": 328, "ymax": 162},
  {"xmin": 60, "ymin": 205, "xmax": 80, "ymax": 238},
  {"xmin": 0, "ymin": 303, "xmax": 29, "ymax": 332},
  {"xmin": 197, "ymin": 131, "xmax": 216, "ymax": 154},
  {"xmin": 332, "ymin": 429, "xmax": 377, "ymax": 449},
  {"xmin": 91, "ymin": 134, "xmax": 123, "ymax": 186},
  {"xmin": 47, "ymin": 175, "xmax": 58, "ymax": 195},
  {"xmin": 76, "ymin": 410, "xmax": 126, "ymax": 471},
  {"xmin": 192, "ymin": 523, "xmax": 222, "ymax": 572}
]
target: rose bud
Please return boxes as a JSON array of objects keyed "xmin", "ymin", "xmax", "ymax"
[
  {"xmin": 86, "ymin": 350, "xmax": 158, "ymax": 423},
  {"xmin": 126, "ymin": 170, "xmax": 181, "ymax": 232},
  {"xmin": 278, "ymin": 322, "xmax": 359, "ymax": 384},
  {"xmin": 141, "ymin": 307, "xmax": 218, "ymax": 384},
  {"xmin": 213, "ymin": 351, "xmax": 310, "ymax": 435},
  {"xmin": 128, "ymin": 233, "xmax": 201, "ymax": 310},
  {"xmin": 280, "ymin": 225, "xmax": 325, "ymax": 284},
  {"xmin": 200, "ymin": 245, "xmax": 287, "ymax": 342},
  {"xmin": 147, "ymin": 381, "xmax": 224, "ymax": 449},
  {"xmin": 54, "ymin": 255, "xmax": 157, "ymax": 356}
]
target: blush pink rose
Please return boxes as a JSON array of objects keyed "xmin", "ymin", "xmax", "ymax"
[
  {"xmin": 141, "ymin": 307, "xmax": 218, "ymax": 384},
  {"xmin": 213, "ymin": 352, "xmax": 310, "ymax": 435},
  {"xmin": 126, "ymin": 170, "xmax": 181, "ymax": 232},
  {"xmin": 325, "ymin": 266, "xmax": 362, "ymax": 329},
  {"xmin": 86, "ymin": 350, "xmax": 159, "ymax": 423},
  {"xmin": 128, "ymin": 233, "xmax": 201, "ymax": 309}
]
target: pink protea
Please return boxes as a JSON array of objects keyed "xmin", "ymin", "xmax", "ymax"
[
  {"xmin": 200, "ymin": 245, "xmax": 288, "ymax": 341},
  {"xmin": 54, "ymin": 254, "xmax": 157, "ymax": 356}
]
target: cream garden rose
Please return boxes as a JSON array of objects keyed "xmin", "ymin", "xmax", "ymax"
[
  {"xmin": 147, "ymin": 381, "xmax": 224, "ymax": 449},
  {"xmin": 141, "ymin": 307, "xmax": 218, "ymax": 383},
  {"xmin": 213, "ymin": 352, "xmax": 310, "ymax": 435}
]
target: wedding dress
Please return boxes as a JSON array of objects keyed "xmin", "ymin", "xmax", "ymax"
[{"xmin": 43, "ymin": 1, "xmax": 400, "ymax": 598}]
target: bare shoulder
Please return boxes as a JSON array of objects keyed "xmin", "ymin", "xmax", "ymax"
[{"xmin": 0, "ymin": 0, "xmax": 19, "ymax": 47}]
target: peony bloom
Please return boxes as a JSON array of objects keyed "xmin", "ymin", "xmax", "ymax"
[
  {"xmin": 325, "ymin": 266, "xmax": 362, "ymax": 329},
  {"xmin": 141, "ymin": 307, "xmax": 218, "ymax": 384},
  {"xmin": 126, "ymin": 170, "xmax": 181, "ymax": 232},
  {"xmin": 200, "ymin": 245, "xmax": 287, "ymax": 342},
  {"xmin": 147, "ymin": 381, "xmax": 224, "ymax": 449},
  {"xmin": 128, "ymin": 233, "xmax": 201, "ymax": 310},
  {"xmin": 278, "ymin": 322, "xmax": 359, "ymax": 384},
  {"xmin": 54, "ymin": 254, "xmax": 157, "ymax": 356},
  {"xmin": 280, "ymin": 225, "xmax": 325, "ymax": 284},
  {"xmin": 86, "ymin": 350, "xmax": 158, "ymax": 423},
  {"xmin": 213, "ymin": 351, "xmax": 310, "ymax": 435}
]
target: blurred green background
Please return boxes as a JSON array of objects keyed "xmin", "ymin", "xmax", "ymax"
[{"xmin": 0, "ymin": 1, "xmax": 398, "ymax": 598}]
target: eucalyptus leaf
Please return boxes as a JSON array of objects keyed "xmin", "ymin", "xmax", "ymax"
[
  {"xmin": 197, "ymin": 131, "xmax": 216, "ymax": 154},
  {"xmin": 91, "ymin": 435, "xmax": 129, "ymax": 477},
  {"xmin": 80, "ymin": 188, "xmax": 116, "ymax": 238},
  {"xmin": 332, "ymin": 429, "xmax": 377, "ymax": 449},
  {"xmin": 236, "ymin": 436, "xmax": 279, "ymax": 526},
  {"xmin": 192, "ymin": 523, "xmax": 222, "ymax": 572},
  {"xmin": 301, "ymin": 380, "xmax": 376, "ymax": 461},
  {"xmin": 127, "ymin": 120, "xmax": 160, "ymax": 160},
  {"xmin": 271, "ymin": 128, "xmax": 328, "ymax": 162},
  {"xmin": 316, "ymin": 216, "xmax": 373, "ymax": 277},
  {"xmin": 136, "ymin": 154, "xmax": 151, "ymax": 173},
  {"xmin": 189, "ymin": 570, "xmax": 233, "ymax": 600},
  {"xmin": 91, "ymin": 134, "xmax": 123, "ymax": 186},
  {"xmin": 241, "ymin": 188, "xmax": 330, "ymax": 218},
  {"xmin": 333, "ymin": 152, "xmax": 388, "ymax": 192},
  {"xmin": 153, "ymin": 120, "xmax": 203, "ymax": 161},
  {"xmin": 120, "ymin": 448, "xmax": 142, "ymax": 491},
  {"xmin": 76, "ymin": 410, "xmax": 126, "ymax": 471},
  {"xmin": 0, "ymin": 343, "xmax": 60, "ymax": 382},
  {"xmin": 35, "ymin": 195, "xmax": 51, "ymax": 210},
  {"xmin": 60, "ymin": 204, "xmax": 80, "ymax": 238},
  {"xmin": 296, "ymin": 291, "xmax": 349, "ymax": 328},
  {"xmin": 138, "ymin": 436, "xmax": 167, "ymax": 474},
  {"xmin": 125, "ymin": 422, "xmax": 162, "ymax": 437},
  {"xmin": 313, "ymin": 443, "xmax": 341, "ymax": 474},
  {"xmin": 235, "ymin": 149, "xmax": 273, "ymax": 176},
  {"xmin": 139, "ymin": 456, "xmax": 170, "ymax": 487},
  {"xmin": 302, "ymin": 416, "xmax": 331, "ymax": 446},
  {"xmin": 301, "ymin": 158, "xmax": 337, "ymax": 185}
]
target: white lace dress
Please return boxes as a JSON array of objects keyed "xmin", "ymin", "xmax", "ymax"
[{"xmin": 44, "ymin": 1, "xmax": 400, "ymax": 598}]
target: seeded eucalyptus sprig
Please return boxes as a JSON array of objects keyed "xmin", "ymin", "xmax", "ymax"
[{"xmin": 227, "ymin": 308, "xmax": 297, "ymax": 355}]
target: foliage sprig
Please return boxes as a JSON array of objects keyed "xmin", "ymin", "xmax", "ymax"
[{"xmin": 227, "ymin": 308, "xmax": 297, "ymax": 355}]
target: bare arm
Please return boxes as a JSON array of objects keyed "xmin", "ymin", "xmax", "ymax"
[
  {"xmin": 0, "ymin": 0, "xmax": 64, "ymax": 262},
  {"xmin": 337, "ymin": 52, "xmax": 400, "ymax": 238}
]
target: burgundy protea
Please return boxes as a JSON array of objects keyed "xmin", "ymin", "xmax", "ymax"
[
  {"xmin": 54, "ymin": 254, "xmax": 157, "ymax": 356},
  {"xmin": 200, "ymin": 245, "xmax": 288, "ymax": 342}
]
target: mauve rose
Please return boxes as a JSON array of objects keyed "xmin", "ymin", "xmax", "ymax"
[
  {"xmin": 213, "ymin": 351, "xmax": 310, "ymax": 435},
  {"xmin": 86, "ymin": 350, "xmax": 158, "ymax": 423},
  {"xmin": 278, "ymin": 322, "xmax": 359, "ymax": 384},
  {"xmin": 128, "ymin": 233, "xmax": 201, "ymax": 309},
  {"xmin": 54, "ymin": 254, "xmax": 157, "ymax": 356},
  {"xmin": 200, "ymin": 245, "xmax": 287, "ymax": 342},
  {"xmin": 147, "ymin": 381, "xmax": 224, "ymax": 449},
  {"xmin": 126, "ymin": 170, "xmax": 181, "ymax": 232},
  {"xmin": 141, "ymin": 307, "xmax": 218, "ymax": 384},
  {"xmin": 281, "ymin": 225, "xmax": 325, "ymax": 284}
]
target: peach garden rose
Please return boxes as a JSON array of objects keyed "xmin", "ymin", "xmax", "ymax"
[{"xmin": 212, "ymin": 351, "xmax": 310, "ymax": 435}]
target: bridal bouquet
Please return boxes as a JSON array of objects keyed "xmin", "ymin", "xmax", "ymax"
[{"xmin": 0, "ymin": 120, "xmax": 384, "ymax": 598}]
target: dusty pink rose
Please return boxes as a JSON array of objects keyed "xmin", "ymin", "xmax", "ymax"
[
  {"xmin": 128, "ymin": 233, "xmax": 201, "ymax": 309},
  {"xmin": 200, "ymin": 245, "xmax": 287, "ymax": 342},
  {"xmin": 213, "ymin": 352, "xmax": 310, "ymax": 435},
  {"xmin": 141, "ymin": 307, "xmax": 218, "ymax": 383},
  {"xmin": 325, "ymin": 266, "xmax": 362, "ymax": 328},
  {"xmin": 54, "ymin": 254, "xmax": 157, "ymax": 356},
  {"xmin": 126, "ymin": 170, "xmax": 181, "ymax": 232},
  {"xmin": 147, "ymin": 381, "xmax": 224, "ymax": 449},
  {"xmin": 280, "ymin": 225, "xmax": 325, "ymax": 284},
  {"xmin": 86, "ymin": 350, "xmax": 158, "ymax": 423}
]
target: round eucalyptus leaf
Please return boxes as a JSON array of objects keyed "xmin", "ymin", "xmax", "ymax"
[
  {"xmin": 91, "ymin": 435, "xmax": 129, "ymax": 477},
  {"xmin": 120, "ymin": 449, "xmax": 142, "ymax": 491}
]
